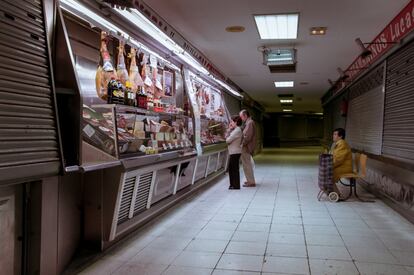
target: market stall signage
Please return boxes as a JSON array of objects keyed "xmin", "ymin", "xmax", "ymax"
[{"xmin": 335, "ymin": 0, "xmax": 414, "ymax": 95}]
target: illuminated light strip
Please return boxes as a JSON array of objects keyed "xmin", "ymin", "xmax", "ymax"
[
  {"xmin": 189, "ymin": 71, "xmax": 242, "ymax": 99},
  {"xmin": 210, "ymin": 76, "xmax": 243, "ymax": 98},
  {"xmin": 60, "ymin": 0, "xmax": 179, "ymax": 71},
  {"xmin": 115, "ymin": 8, "xmax": 210, "ymax": 76},
  {"xmin": 60, "ymin": 0, "xmax": 241, "ymax": 98}
]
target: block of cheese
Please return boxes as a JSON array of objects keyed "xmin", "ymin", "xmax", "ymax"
[
  {"xmin": 134, "ymin": 130, "xmax": 146, "ymax": 139},
  {"xmin": 135, "ymin": 121, "xmax": 144, "ymax": 131},
  {"xmin": 156, "ymin": 132, "xmax": 164, "ymax": 141}
]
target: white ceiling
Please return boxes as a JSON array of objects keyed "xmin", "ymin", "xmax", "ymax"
[{"xmin": 144, "ymin": 0, "xmax": 409, "ymax": 112}]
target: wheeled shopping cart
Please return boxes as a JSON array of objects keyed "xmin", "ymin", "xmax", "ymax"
[{"xmin": 317, "ymin": 153, "xmax": 340, "ymax": 202}]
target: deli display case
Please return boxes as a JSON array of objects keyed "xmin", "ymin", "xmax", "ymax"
[
  {"xmin": 183, "ymin": 69, "xmax": 231, "ymax": 179},
  {"xmin": 82, "ymin": 104, "xmax": 194, "ymax": 159},
  {"xmin": 55, "ymin": 0, "xmax": 234, "ymax": 249}
]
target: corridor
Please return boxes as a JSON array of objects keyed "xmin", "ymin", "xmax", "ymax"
[{"xmin": 79, "ymin": 148, "xmax": 414, "ymax": 275}]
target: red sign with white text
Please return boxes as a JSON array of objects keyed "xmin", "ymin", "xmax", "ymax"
[{"xmin": 335, "ymin": 0, "xmax": 414, "ymax": 94}]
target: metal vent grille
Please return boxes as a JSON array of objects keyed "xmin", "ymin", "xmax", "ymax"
[
  {"xmin": 134, "ymin": 172, "xmax": 153, "ymax": 215},
  {"xmin": 0, "ymin": 0, "xmax": 61, "ymax": 183},
  {"xmin": 269, "ymin": 64, "xmax": 296, "ymax": 73},
  {"xmin": 117, "ymin": 176, "xmax": 136, "ymax": 224}
]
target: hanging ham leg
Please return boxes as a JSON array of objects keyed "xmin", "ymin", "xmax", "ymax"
[
  {"xmin": 128, "ymin": 48, "xmax": 144, "ymax": 92},
  {"xmin": 116, "ymin": 40, "xmax": 129, "ymax": 87},
  {"xmin": 96, "ymin": 31, "xmax": 116, "ymax": 100}
]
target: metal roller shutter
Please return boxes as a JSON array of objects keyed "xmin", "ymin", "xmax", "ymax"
[
  {"xmin": 331, "ymin": 96, "xmax": 346, "ymax": 130},
  {"xmin": 0, "ymin": 0, "xmax": 61, "ymax": 183},
  {"xmin": 383, "ymin": 40, "xmax": 414, "ymax": 160},
  {"xmin": 346, "ymin": 65, "xmax": 384, "ymax": 155}
]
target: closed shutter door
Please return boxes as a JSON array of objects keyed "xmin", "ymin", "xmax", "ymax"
[
  {"xmin": 0, "ymin": 0, "xmax": 61, "ymax": 183},
  {"xmin": 383, "ymin": 40, "xmax": 414, "ymax": 160},
  {"xmin": 346, "ymin": 65, "xmax": 384, "ymax": 155},
  {"xmin": 331, "ymin": 96, "xmax": 347, "ymax": 130}
]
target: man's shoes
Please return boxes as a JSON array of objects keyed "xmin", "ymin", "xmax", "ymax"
[
  {"xmin": 243, "ymin": 182, "xmax": 256, "ymax": 187},
  {"xmin": 229, "ymin": 186, "xmax": 240, "ymax": 190}
]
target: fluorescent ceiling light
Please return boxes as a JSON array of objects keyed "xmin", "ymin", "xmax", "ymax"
[
  {"xmin": 60, "ymin": 0, "xmax": 241, "ymax": 97},
  {"xmin": 254, "ymin": 14, "xmax": 299, "ymax": 39},
  {"xmin": 283, "ymin": 109, "xmax": 293, "ymax": 112},
  {"xmin": 275, "ymin": 81, "xmax": 294, "ymax": 88},
  {"xmin": 280, "ymin": 99, "xmax": 293, "ymax": 103},
  {"xmin": 59, "ymin": 0, "xmax": 179, "ymax": 70}
]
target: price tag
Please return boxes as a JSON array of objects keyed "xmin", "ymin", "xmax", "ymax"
[
  {"xmin": 180, "ymin": 141, "xmax": 184, "ymax": 148},
  {"xmin": 168, "ymin": 143, "xmax": 173, "ymax": 149},
  {"xmin": 150, "ymin": 55, "xmax": 157, "ymax": 68},
  {"xmin": 175, "ymin": 142, "xmax": 179, "ymax": 148},
  {"xmin": 83, "ymin": 124, "xmax": 95, "ymax": 138},
  {"xmin": 185, "ymin": 141, "xmax": 190, "ymax": 147},
  {"xmin": 162, "ymin": 143, "xmax": 168, "ymax": 150}
]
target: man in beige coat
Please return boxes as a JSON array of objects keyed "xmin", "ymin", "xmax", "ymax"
[{"xmin": 239, "ymin": 109, "xmax": 256, "ymax": 187}]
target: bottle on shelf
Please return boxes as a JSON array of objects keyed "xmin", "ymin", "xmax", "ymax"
[
  {"xmin": 107, "ymin": 77, "xmax": 124, "ymax": 104},
  {"xmin": 136, "ymin": 86, "xmax": 148, "ymax": 109},
  {"xmin": 124, "ymin": 81, "xmax": 135, "ymax": 106}
]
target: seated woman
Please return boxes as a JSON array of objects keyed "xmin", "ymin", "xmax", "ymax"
[{"xmin": 331, "ymin": 128, "xmax": 353, "ymax": 196}]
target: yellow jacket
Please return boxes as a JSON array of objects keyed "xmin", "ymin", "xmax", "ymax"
[{"xmin": 332, "ymin": 139, "xmax": 353, "ymax": 182}]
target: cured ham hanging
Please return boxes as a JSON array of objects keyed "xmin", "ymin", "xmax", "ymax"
[
  {"xmin": 128, "ymin": 47, "xmax": 144, "ymax": 91},
  {"xmin": 95, "ymin": 31, "xmax": 117, "ymax": 100},
  {"xmin": 116, "ymin": 40, "xmax": 129, "ymax": 87}
]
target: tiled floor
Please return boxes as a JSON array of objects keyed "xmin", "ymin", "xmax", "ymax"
[{"xmin": 79, "ymin": 148, "xmax": 414, "ymax": 275}]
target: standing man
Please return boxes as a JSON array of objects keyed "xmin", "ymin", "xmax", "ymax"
[{"xmin": 239, "ymin": 109, "xmax": 256, "ymax": 187}]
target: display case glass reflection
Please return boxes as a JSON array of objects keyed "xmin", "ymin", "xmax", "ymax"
[
  {"xmin": 67, "ymin": 27, "xmax": 197, "ymax": 159},
  {"xmin": 190, "ymin": 77, "xmax": 230, "ymax": 146}
]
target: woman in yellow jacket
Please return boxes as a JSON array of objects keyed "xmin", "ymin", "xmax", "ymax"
[{"xmin": 331, "ymin": 128, "xmax": 353, "ymax": 197}]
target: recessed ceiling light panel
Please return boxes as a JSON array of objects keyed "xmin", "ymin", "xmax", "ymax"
[
  {"xmin": 254, "ymin": 14, "xmax": 299, "ymax": 39},
  {"xmin": 283, "ymin": 109, "xmax": 293, "ymax": 112},
  {"xmin": 280, "ymin": 99, "xmax": 293, "ymax": 103},
  {"xmin": 275, "ymin": 81, "xmax": 294, "ymax": 88}
]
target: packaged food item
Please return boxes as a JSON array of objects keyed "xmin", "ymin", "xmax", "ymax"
[{"xmin": 107, "ymin": 77, "xmax": 124, "ymax": 104}]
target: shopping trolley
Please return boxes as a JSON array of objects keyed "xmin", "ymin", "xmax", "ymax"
[{"xmin": 317, "ymin": 153, "xmax": 340, "ymax": 202}]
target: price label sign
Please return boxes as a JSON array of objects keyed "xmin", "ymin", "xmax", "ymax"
[
  {"xmin": 150, "ymin": 54, "xmax": 157, "ymax": 68},
  {"xmin": 168, "ymin": 143, "xmax": 173, "ymax": 149},
  {"xmin": 180, "ymin": 141, "xmax": 184, "ymax": 148},
  {"xmin": 162, "ymin": 143, "xmax": 168, "ymax": 150},
  {"xmin": 83, "ymin": 124, "xmax": 95, "ymax": 138}
]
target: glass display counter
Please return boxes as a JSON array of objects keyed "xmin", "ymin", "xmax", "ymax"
[
  {"xmin": 183, "ymin": 69, "xmax": 231, "ymax": 153},
  {"xmin": 82, "ymin": 104, "xmax": 194, "ymax": 159}
]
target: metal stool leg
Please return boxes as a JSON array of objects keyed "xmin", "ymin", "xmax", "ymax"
[{"xmin": 353, "ymin": 179, "xmax": 375, "ymax": 202}]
